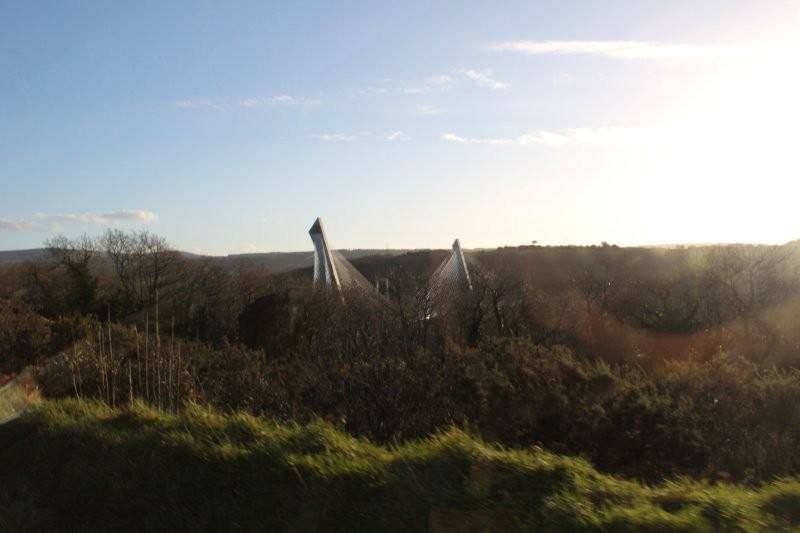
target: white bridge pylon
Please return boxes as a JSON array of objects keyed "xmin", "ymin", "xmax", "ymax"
[
  {"xmin": 428, "ymin": 238, "xmax": 473, "ymax": 307},
  {"xmin": 309, "ymin": 217, "xmax": 340, "ymax": 290},
  {"xmin": 309, "ymin": 217, "xmax": 373, "ymax": 294}
]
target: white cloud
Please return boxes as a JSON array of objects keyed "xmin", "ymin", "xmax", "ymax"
[
  {"xmin": 312, "ymin": 132, "xmax": 363, "ymax": 142},
  {"xmin": 385, "ymin": 130, "xmax": 410, "ymax": 141},
  {"xmin": 400, "ymin": 87, "xmax": 429, "ymax": 95},
  {"xmin": 459, "ymin": 68, "xmax": 508, "ymax": 90},
  {"xmin": 443, "ymin": 128, "xmax": 659, "ymax": 146},
  {"xmin": 348, "ymin": 78, "xmax": 394, "ymax": 97},
  {"xmin": 239, "ymin": 95, "xmax": 295, "ymax": 107},
  {"xmin": 359, "ymin": 72, "xmax": 463, "ymax": 98},
  {"xmin": 399, "ymin": 73, "xmax": 457, "ymax": 95},
  {"xmin": 349, "ymin": 86, "xmax": 389, "ymax": 97},
  {"xmin": 270, "ymin": 94, "xmax": 297, "ymax": 105},
  {"xmin": 238, "ymin": 98, "xmax": 263, "ymax": 108},
  {"xmin": 428, "ymin": 74, "xmax": 456, "ymax": 86},
  {"xmin": 517, "ymin": 131, "xmax": 574, "ymax": 146},
  {"xmin": 416, "ymin": 104, "xmax": 446, "ymax": 116},
  {"xmin": 174, "ymin": 99, "xmax": 213, "ymax": 108},
  {"xmin": 176, "ymin": 95, "xmax": 320, "ymax": 110},
  {"xmin": 0, "ymin": 210, "xmax": 159, "ymax": 232},
  {"xmin": 490, "ymin": 40, "xmax": 748, "ymax": 60},
  {"xmin": 238, "ymin": 95, "xmax": 321, "ymax": 108},
  {"xmin": 442, "ymin": 133, "xmax": 511, "ymax": 145}
]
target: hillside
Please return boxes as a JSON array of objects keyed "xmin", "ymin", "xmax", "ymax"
[
  {"xmin": 0, "ymin": 247, "xmax": 410, "ymax": 273},
  {"xmin": 0, "ymin": 248, "xmax": 51, "ymax": 267},
  {"xmin": 2, "ymin": 399, "xmax": 799, "ymax": 532}
]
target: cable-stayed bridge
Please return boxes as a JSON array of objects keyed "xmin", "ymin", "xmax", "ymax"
[{"xmin": 308, "ymin": 218, "xmax": 473, "ymax": 304}]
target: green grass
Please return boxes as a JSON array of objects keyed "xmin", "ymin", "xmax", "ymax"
[{"xmin": 1, "ymin": 400, "xmax": 799, "ymax": 532}]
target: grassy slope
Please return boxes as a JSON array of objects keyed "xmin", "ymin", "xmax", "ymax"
[{"xmin": 1, "ymin": 400, "xmax": 799, "ymax": 532}]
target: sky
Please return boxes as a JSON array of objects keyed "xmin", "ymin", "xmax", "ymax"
[{"xmin": 2, "ymin": 0, "xmax": 800, "ymax": 254}]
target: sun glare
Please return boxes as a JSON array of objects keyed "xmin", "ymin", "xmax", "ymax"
[{"xmin": 643, "ymin": 38, "xmax": 800, "ymax": 245}]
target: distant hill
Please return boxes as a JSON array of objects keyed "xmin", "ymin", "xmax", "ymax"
[
  {"xmin": 0, "ymin": 249, "xmax": 52, "ymax": 267},
  {"xmin": 0, "ymin": 248, "xmax": 411, "ymax": 273}
]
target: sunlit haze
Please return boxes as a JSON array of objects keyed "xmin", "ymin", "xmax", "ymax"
[{"xmin": 2, "ymin": 1, "xmax": 799, "ymax": 253}]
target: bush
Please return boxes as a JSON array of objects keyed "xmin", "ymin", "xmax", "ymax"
[
  {"xmin": 0, "ymin": 299, "xmax": 53, "ymax": 373},
  {"xmin": 31, "ymin": 298, "xmax": 800, "ymax": 484}
]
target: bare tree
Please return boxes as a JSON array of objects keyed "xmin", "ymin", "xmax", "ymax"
[
  {"xmin": 704, "ymin": 244, "xmax": 799, "ymax": 360},
  {"xmin": 45, "ymin": 234, "xmax": 98, "ymax": 314},
  {"xmin": 99, "ymin": 229, "xmax": 137, "ymax": 310},
  {"xmin": 135, "ymin": 231, "xmax": 181, "ymax": 308}
]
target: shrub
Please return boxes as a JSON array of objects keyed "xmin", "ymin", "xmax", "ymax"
[{"xmin": 0, "ymin": 299, "xmax": 52, "ymax": 373}]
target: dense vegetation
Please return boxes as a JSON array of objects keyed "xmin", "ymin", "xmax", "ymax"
[
  {"xmin": 2, "ymin": 399, "xmax": 800, "ymax": 532},
  {"xmin": 2, "ymin": 231, "xmax": 800, "ymax": 491}
]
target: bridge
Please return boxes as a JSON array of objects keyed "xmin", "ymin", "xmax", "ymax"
[{"xmin": 308, "ymin": 217, "xmax": 473, "ymax": 303}]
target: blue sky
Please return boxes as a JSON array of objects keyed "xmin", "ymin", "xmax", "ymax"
[{"xmin": 2, "ymin": 1, "xmax": 799, "ymax": 253}]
